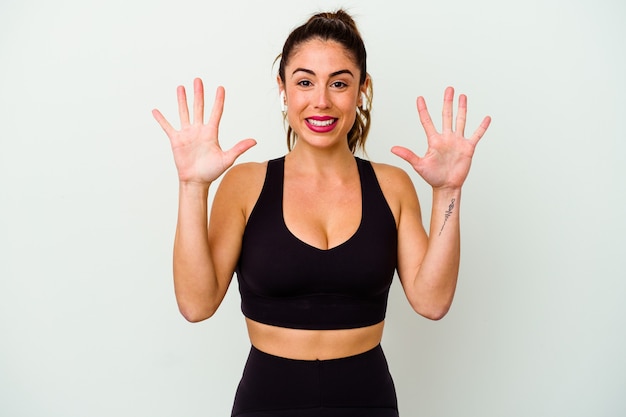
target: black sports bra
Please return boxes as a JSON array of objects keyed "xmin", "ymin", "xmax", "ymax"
[{"xmin": 236, "ymin": 156, "xmax": 397, "ymax": 330}]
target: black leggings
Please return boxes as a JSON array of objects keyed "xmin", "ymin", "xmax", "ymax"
[{"xmin": 231, "ymin": 344, "xmax": 399, "ymax": 417}]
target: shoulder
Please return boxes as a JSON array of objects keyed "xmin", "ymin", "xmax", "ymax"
[
  {"xmin": 222, "ymin": 160, "xmax": 268, "ymax": 185},
  {"xmin": 214, "ymin": 160, "xmax": 269, "ymax": 220},
  {"xmin": 368, "ymin": 160, "xmax": 420, "ymax": 220},
  {"xmin": 369, "ymin": 161, "xmax": 416, "ymax": 194}
]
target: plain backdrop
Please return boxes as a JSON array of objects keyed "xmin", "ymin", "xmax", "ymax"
[{"xmin": 1, "ymin": 0, "xmax": 625, "ymax": 416}]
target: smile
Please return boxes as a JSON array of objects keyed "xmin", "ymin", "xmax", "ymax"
[
  {"xmin": 306, "ymin": 118, "xmax": 337, "ymax": 127},
  {"xmin": 305, "ymin": 117, "xmax": 338, "ymax": 133}
]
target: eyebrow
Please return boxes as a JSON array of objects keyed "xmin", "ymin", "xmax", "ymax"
[{"xmin": 291, "ymin": 68, "xmax": 355, "ymax": 78}]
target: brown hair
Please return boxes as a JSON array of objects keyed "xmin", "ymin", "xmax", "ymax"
[{"xmin": 276, "ymin": 9, "xmax": 372, "ymax": 153}]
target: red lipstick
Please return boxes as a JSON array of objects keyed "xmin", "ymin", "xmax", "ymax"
[{"xmin": 305, "ymin": 116, "xmax": 337, "ymax": 133}]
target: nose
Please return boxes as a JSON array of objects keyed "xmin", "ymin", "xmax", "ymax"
[{"xmin": 314, "ymin": 87, "xmax": 331, "ymax": 109}]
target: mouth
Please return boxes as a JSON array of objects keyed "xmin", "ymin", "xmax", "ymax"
[{"xmin": 305, "ymin": 117, "xmax": 338, "ymax": 133}]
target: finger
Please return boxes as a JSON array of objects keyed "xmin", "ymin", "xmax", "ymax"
[
  {"xmin": 468, "ymin": 115, "xmax": 492, "ymax": 146},
  {"xmin": 152, "ymin": 108, "xmax": 175, "ymax": 136},
  {"xmin": 193, "ymin": 77, "xmax": 204, "ymax": 124},
  {"xmin": 456, "ymin": 94, "xmax": 467, "ymax": 136},
  {"xmin": 442, "ymin": 86, "xmax": 454, "ymax": 133},
  {"xmin": 207, "ymin": 86, "xmax": 226, "ymax": 131},
  {"xmin": 177, "ymin": 85, "xmax": 190, "ymax": 127},
  {"xmin": 390, "ymin": 145, "xmax": 422, "ymax": 170},
  {"xmin": 416, "ymin": 96, "xmax": 438, "ymax": 140},
  {"xmin": 223, "ymin": 138, "xmax": 258, "ymax": 165}
]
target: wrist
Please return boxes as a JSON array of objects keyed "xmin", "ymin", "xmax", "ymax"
[
  {"xmin": 178, "ymin": 181, "xmax": 211, "ymax": 196},
  {"xmin": 431, "ymin": 188, "xmax": 461, "ymax": 238},
  {"xmin": 432, "ymin": 186, "xmax": 461, "ymax": 200}
]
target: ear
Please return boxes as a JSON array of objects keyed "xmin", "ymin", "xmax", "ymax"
[
  {"xmin": 277, "ymin": 76, "xmax": 287, "ymax": 112},
  {"xmin": 359, "ymin": 74, "xmax": 371, "ymax": 109},
  {"xmin": 277, "ymin": 75, "xmax": 285, "ymax": 95},
  {"xmin": 360, "ymin": 74, "xmax": 371, "ymax": 95}
]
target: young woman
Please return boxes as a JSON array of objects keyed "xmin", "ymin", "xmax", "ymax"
[{"xmin": 152, "ymin": 9, "xmax": 491, "ymax": 417}]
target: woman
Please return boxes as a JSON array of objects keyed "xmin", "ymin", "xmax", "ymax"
[{"xmin": 152, "ymin": 9, "xmax": 490, "ymax": 417}]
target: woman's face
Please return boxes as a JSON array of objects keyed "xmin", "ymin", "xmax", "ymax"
[{"xmin": 279, "ymin": 38, "xmax": 367, "ymax": 152}]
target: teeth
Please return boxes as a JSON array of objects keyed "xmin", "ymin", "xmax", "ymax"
[{"xmin": 308, "ymin": 118, "xmax": 335, "ymax": 127}]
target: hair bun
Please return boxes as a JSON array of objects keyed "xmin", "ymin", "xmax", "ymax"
[{"xmin": 310, "ymin": 9, "xmax": 359, "ymax": 33}]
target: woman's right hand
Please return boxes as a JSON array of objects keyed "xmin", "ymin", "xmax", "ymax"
[{"xmin": 152, "ymin": 78, "xmax": 257, "ymax": 186}]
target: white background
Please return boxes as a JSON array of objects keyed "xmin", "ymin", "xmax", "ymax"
[{"xmin": 1, "ymin": 0, "xmax": 625, "ymax": 416}]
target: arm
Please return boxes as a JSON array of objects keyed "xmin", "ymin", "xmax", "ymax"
[
  {"xmin": 391, "ymin": 87, "xmax": 491, "ymax": 320},
  {"xmin": 152, "ymin": 78, "xmax": 256, "ymax": 322}
]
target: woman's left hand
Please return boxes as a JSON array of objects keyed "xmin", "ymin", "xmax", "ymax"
[{"xmin": 391, "ymin": 87, "xmax": 491, "ymax": 190}]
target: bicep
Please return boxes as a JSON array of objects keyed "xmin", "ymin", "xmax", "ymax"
[
  {"xmin": 207, "ymin": 196, "xmax": 244, "ymax": 295},
  {"xmin": 373, "ymin": 163, "xmax": 428, "ymax": 286},
  {"xmin": 207, "ymin": 163, "xmax": 265, "ymax": 294},
  {"xmin": 395, "ymin": 176, "xmax": 428, "ymax": 289}
]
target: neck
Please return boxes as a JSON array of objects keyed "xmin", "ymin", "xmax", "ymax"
[{"xmin": 285, "ymin": 144, "xmax": 357, "ymax": 179}]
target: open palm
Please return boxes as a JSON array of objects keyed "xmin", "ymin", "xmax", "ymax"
[
  {"xmin": 152, "ymin": 78, "xmax": 256, "ymax": 185},
  {"xmin": 392, "ymin": 87, "xmax": 491, "ymax": 190}
]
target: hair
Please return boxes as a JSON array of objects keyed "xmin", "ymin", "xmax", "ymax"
[{"xmin": 276, "ymin": 9, "xmax": 372, "ymax": 153}]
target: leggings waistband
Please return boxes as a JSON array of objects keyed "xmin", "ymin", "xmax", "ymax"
[{"xmin": 232, "ymin": 344, "xmax": 398, "ymax": 416}]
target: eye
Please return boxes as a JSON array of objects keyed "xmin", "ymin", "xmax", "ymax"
[
  {"xmin": 331, "ymin": 81, "xmax": 348, "ymax": 88},
  {"xmin": 297, "ymin": 80, "xmax": 312, "ymax": 87}
]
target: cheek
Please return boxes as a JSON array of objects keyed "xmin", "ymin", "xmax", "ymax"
[
  {"xmin": 343, "ymin": 97, "xmax": 360, "ymax": 116},
  {"xmin": 285, "ymin": 92, "xmax": 305, "ymax": 112},
  {"xmin": 343, "ymin": 93, "xmax": 360, "ymax": 110},
  {"xmin": 285, "ymin": 107, "xmax": 304, "ymax": 134}
]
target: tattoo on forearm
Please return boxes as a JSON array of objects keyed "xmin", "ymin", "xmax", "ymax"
[{"xmin": 438, "ymin": 198, "xmax": 456, "ymax": 236}]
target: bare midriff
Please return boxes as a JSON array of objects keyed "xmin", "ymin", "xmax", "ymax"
[{"xmin": 245, "ymin": 318, "xmax": 385, "ymax": 360}]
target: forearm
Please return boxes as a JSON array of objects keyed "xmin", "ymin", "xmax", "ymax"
[
  {"xmin": 412, "ymin": 187, "xmax": 462, "ymax": 319},
  {"xmin": 172, "ymin": 182, "xmax": 219, "ymax": 321}
]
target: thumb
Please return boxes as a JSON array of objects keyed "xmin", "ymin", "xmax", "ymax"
[
  {"xmin": 391, "ymin": 146, "xmax": 422, "ymax": 171},
  {"xmin": 223, "ymin": 138, "xmax": 257, "ymax": 164}
]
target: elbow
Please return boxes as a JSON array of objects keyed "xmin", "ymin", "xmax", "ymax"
[
  {"xmin": 407, "ymin": 284, "xmax": 456, "ymax": 321},
  {"xmin": 419, "ymin": 306, "xmax": 450, "ymax": 321},
  {"xmin": 181, "ymin": 312, "xmax": 211, "ymax": 323},
  {"xmin": 178, "ymin": 303, "xmax": 217, "ymax": 323},
  {"xmin": 410, "ymin": 299, "xmax": 452, "ymax": 321}
]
